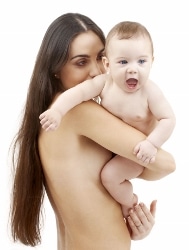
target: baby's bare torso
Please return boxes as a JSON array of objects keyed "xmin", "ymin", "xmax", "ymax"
[{"xmin": 100, "ymin": 80, "xmax": 157, "ymax": 136}]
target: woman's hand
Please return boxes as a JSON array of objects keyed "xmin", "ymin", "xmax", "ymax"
[{"xmin": 126, "ymin": 200, "xmax": 157, "ymax": 240}]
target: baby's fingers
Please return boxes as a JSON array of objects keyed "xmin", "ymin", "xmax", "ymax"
[{"xmin": 39, "ymin": 113, "xmax": 44, "ymax": 120}]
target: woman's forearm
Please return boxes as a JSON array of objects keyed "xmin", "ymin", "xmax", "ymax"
[
  {"xmin": 72, "ymin": 101, "xmax": 176, "ymax": 181},
  {"xmin": 138, "ymin": 149, "xmax": 176, "ymax": 181}
]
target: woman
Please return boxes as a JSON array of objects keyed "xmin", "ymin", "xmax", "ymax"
[{"xmin": 10, "ymin": 13, "xmax": 175, "ymax": 249}]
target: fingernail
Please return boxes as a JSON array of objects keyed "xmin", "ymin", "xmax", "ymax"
[
  {"xmin": 129, "ymin": 209, "xmax": 133, "ymax": 214},
  {"xmin": 134, "ymin": 204, "xmax": 139, "ymax": 210}
]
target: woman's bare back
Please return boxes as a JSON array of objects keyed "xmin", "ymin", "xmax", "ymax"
[{"xmin": 39, "ymin": 101, "xmax": 131, "ymax": 250}]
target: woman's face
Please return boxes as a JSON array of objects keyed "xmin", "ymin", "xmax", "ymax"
[{"xmin": 58, "ymin": 31, "xmax": 105, "ymax": 90}]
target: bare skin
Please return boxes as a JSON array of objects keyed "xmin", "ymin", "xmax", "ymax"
[
  {"xmin": 39, "ymin": 101, "xmax": 132, "ymax": 250},
  {"xmin": 37, "ymin": 28, "xmax": 175, "ymax": 249},
  {"xmin": 39, "ymin": 99, "xmax": 174, "ymax": 250},
  {"xmin": 39, "ymin": 24, "xmax": 175, "ymax": 219}
]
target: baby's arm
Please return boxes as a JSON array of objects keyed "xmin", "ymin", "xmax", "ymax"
[
  {"xmin": 133, "ymin": 82, "xmax": 176, "ymax": 164},
  {"xmin": 39, "ymin": 74, "xmax": 107, "ymax": 131}
]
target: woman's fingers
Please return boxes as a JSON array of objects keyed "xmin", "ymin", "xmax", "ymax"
[{"xmin": 126, "ymin": 200, "xmax": 157, "ymax": 240}]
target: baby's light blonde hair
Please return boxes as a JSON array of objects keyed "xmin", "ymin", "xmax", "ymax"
[{"xmin": 105, "ymin": 21, "xmax": 154, "ymax": 56}]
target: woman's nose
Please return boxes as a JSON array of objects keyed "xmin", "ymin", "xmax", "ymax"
[{"xmin": 89, "ymin": 62, "xmax": 104, "ymax": 77}]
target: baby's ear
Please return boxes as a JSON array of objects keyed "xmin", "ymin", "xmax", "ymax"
[{"xmin": 102, "ymin": 56, "xmax": 110, "ymax": 72}]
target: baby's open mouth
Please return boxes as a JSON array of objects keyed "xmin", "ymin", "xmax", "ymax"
[{"xmin": 126, "ymin": 78, "xmax": 138, "ymax": 89}]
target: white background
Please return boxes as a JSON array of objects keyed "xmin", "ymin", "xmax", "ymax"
[{"xmin": 0, "ymin": 0, "xmax": 188, "ymax": 249}]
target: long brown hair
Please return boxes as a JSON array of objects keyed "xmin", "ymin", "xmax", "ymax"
[{"xmin": 10, "ymin": 13, "xmax": 105, "ymax": 246}]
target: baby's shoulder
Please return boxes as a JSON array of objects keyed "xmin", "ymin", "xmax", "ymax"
[
  {"xmin": 145, "ymin": 80, "xmax": 166, "ymax": 102},
  {"xmin": 145, "ymin": 79, "xmax": 162, "ymax": 92}
]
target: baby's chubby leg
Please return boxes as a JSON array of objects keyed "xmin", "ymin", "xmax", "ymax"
[{"xmin": 101, "ymin": 155, "xmax": 144, "ymax": 217}]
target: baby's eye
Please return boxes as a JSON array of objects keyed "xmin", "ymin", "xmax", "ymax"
[
  {"xmin": 119, "ymin": 60, "xmax": 128, "ymax": 65},
  {"xmin": 138, "ymin": 59, "xmax": 145, "ymax": 64}
]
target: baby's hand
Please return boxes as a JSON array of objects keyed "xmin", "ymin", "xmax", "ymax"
[
  {"xmin": 39, "ymin": 109, "xmax": 62, "ymax": 131},
  {"xmin": 133, "ymin": 140, "xmax": 157, "ymax": 164}
]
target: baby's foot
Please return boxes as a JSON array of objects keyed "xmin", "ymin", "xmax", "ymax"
[{"xmin": 121, "ymin": 193, "xmax": 138, "ymax": 218}]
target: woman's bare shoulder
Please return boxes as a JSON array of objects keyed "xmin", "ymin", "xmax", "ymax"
[{"xmin": 66, "ymin": 100, "xmax": 119, "ymax": 126}]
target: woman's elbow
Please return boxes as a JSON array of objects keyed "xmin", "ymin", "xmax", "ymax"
[
  {"xmin": 165, "ymin": 154, "xmax": 176, "ymax": 175},
  {"xmin": 155, "ymin": 152, "xmax": 176, "ymax": 180}
]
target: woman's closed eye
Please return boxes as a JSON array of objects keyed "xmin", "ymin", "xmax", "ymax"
[{"xmin": 75, "ymin": 58, "xmax": 89, "ymax": 67}]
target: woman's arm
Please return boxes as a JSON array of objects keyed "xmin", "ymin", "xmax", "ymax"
[{"xmin": 70, "ymin": 100, "xmax": 176, "ymax": 181}]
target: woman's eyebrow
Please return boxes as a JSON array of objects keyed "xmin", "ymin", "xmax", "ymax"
[
  {"xmin": 70, "ymin": 54, "xmax": 89, "ymax": 60},
  {"xmin": 70, "ymin": 48, "xmax": 105, "ymax": 60}
]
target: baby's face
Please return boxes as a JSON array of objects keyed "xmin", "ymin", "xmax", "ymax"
[{"xmin": 105, "ymin": 35, "xmax": 153, "ymax": 93}]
